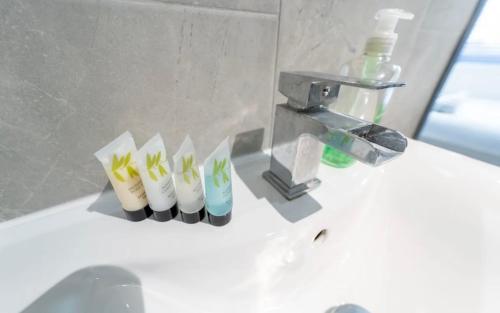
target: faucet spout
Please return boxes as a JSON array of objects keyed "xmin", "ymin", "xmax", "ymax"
[
  {"xmin": 263, "ymin": 71, "xmax": 408, "ymax": 200},
  {"xmin": 309, "ymin": 109, "xmax": 407, "ymax": 166}
]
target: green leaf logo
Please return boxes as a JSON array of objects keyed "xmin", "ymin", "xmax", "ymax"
[
  {"xmin": 146, "ymin": 151, "xmax": 168, "ymax": 182},
  {"xmin": 212, "ymin": 158, "xmax": 229, "ymax": 188},
  {"xmin": 114, "ymin": 171, "xmax": 125, "ymax": 182},
  {"xmin": 148, "ymin": 169, "xmax": 158, "ymax": 181},
  {"xmin": 127, "ymin": 165, "xmax": 139, "ymax": 178},
  {"xmin": 181, "ymin": 154, "xmax": 199, "ymax": 184},
  {"xmin": 111, "ymin": 152, "xmax": 137, "ymax": 182}
]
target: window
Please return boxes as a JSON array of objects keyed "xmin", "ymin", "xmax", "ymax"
[{"xmin": 418, "ymin": 0, "xmax": 500, "ymax": 166}]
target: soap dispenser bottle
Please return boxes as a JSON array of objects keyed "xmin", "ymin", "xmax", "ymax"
[{"xmin": 322, "ymin": 8, "xmax": 414, "ymax": 168}]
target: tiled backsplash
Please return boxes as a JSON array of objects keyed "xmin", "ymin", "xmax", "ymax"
[{"xmin": 0, "ymin": 0, "xmax": 477, "ymax": 220}]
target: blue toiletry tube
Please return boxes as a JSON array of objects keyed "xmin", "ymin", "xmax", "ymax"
[{"xmin": 204, "ymin": 138, "xmax": 232, "ymax": 226}]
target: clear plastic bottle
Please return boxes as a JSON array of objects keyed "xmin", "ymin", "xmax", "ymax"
[{"xmin": 322, "ymin": 8, "xmax": 414, "ymax": 168}]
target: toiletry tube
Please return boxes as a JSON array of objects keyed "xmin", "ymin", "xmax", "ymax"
[
  {"xmin": 135, "ymin": 134, "xmax": 178, "ymax": 222},
  {"xmin": 173, "ymin": 135, "xmax": 205, "ymax": 223},
  {"xmin": 203, "ymin": 138, "xmax": 232, "ymax": 226},
  {"xmin": 94, "ymin": 131, "xmax": 151, "ymax": 221}
]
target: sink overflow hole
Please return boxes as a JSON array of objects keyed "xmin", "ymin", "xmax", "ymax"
[{"xmin": 313, "ymin": 229, "xmax": 328, "ymax": 243}]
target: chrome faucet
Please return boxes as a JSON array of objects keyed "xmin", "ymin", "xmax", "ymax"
[{"xmin": 263, "ymin": 71, "xmax": 408, "ymax": 200}]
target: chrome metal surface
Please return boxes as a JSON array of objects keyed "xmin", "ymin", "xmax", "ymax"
[
  {"xmin": 264, "ymin": 71, "xmax": 408, "ymax": 200},
  {"xmin": 278, "ymin": 71, "xmax": 405, "ymax": 110},
  {"xmin": 262, "ymin": 170, "xmax": 321, "ymax": 200}
]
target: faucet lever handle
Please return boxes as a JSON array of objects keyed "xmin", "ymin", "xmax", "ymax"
[{"xmin": 278, "ymin": 71, "xmax": 405, "ymax": 110}]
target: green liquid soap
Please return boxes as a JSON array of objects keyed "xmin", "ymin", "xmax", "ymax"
[{"xmin": 321, "ymin": 145, "xmax": 356, "ymax": 168}]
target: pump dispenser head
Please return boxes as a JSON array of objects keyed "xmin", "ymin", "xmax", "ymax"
[{"xmin": 365, "ymin": 8, "xmax": 414, "ymax": 56}]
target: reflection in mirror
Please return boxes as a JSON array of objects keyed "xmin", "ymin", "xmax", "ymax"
[{"xmin": 418, "ymin": 0, "xmax": 500, "ymax": 166}]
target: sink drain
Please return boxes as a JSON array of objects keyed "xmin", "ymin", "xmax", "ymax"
[{"xmin": 313, "ymin": 229, "xmax": 328, "ymax": 243}]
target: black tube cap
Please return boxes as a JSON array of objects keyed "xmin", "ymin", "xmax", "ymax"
[
  {"xmin": 180, "ymin": 207, "xmax": 206, "ymax": 224},
  {"xmin": 208, "ymin": 210, "xmax": 232, "ymax": 226},
  {"xmin": 152, "ymin": 203, "xmax": 179, "ymax": 222},
  {"xmin": 123, "ymin": 205, "xmax": 153, "ymax": 222}
]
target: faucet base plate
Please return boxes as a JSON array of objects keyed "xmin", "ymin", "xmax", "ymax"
[{"xmin": 263, "ymin": 170, "xmax": 321, "ymax": 200}]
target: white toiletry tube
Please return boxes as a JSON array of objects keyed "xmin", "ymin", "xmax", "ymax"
[
  {"xmin": 135, "ymin": 133, "xmax": 178, "ymax": 222},
  {"xmin": 173, "ymin": 135, "xmax": 205, "ymax": 223},
  {"xmin": 203, "ymin": 137, "xmax": 232, "ymax": 226},
  {"xmin": 94, "ymin": 131, "xmax": 151, "ymax": 221}
]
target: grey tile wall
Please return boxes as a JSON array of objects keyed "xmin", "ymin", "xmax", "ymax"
[
  {"xmin": 0, "ymin": 0, "xmax": 479, "ymax": 220},
  {"xmin": 157, "ymin": 0, "xmax": 279, "ymax": 14},
  {"xmin": 0, "ymin": 0, "xmax": 278, "ymax": 220}
]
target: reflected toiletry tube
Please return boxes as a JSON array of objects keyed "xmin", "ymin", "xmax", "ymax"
[
  {"xmin": 173, "ymin": 135, "xmax": 205, "ymax": 223},
  {"xmin": 204, "ymin": 138, "xmax": 232, "ymax": 226},
  {"xmin": 135, "ymin": 133, "xmax": 178, "ymax": 222},
  {"xmin": 94, "ymin": 131, "xmax": 151, "ymax": 221}
]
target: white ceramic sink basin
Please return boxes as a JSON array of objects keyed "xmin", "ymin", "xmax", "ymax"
[{"xmin": 1, "ymin": 140, "xmax": 500, "ymax": 313}]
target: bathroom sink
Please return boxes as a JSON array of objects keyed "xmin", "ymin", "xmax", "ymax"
[
  {"xmin": 1, "ymin": 140, "xmax": 499, "ymax": 313},
  {"xmin": 14, "ymin": 266, "xmax": 178, "ymax": 313}
]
